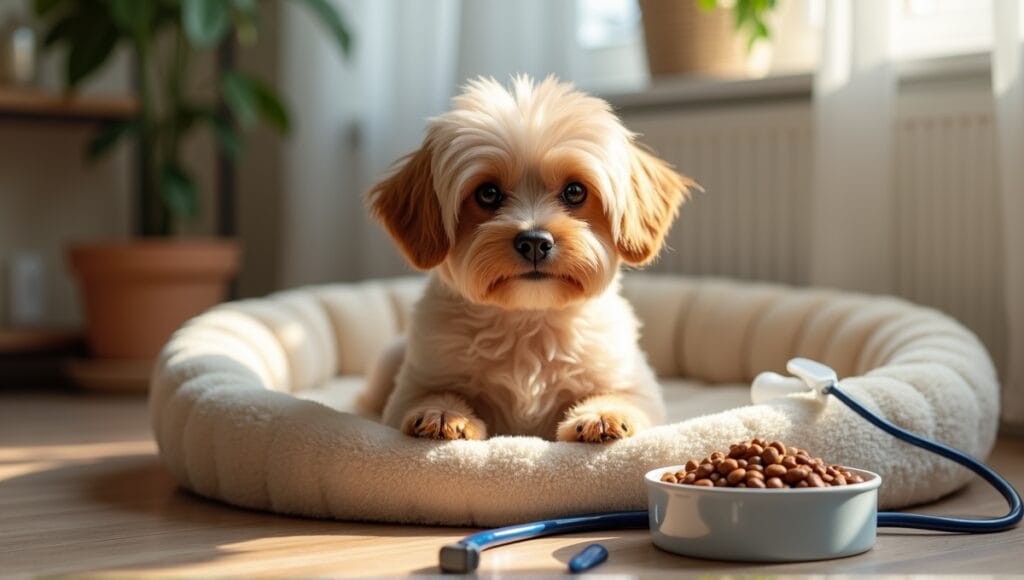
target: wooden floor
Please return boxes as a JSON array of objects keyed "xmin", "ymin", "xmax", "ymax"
[{"xmin": 1, "ymin": 391, "xmax": 1023, "ymax": 577}]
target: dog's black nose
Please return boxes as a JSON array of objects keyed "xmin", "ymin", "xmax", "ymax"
[{"xmin": 514, "ymin": 230, "xmax": 555, "ymax": 264}]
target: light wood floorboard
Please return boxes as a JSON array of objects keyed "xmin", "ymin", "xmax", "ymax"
[{"xmin": 1, "ymin": 393, "xmax": 1022, "ymax": 577}]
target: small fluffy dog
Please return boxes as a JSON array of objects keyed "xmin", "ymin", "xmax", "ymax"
[{"xmin": 358, "ymin": 76, "xmax": 695, "ymax": 443}]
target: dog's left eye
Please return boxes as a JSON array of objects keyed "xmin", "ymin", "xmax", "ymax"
[
  {"xmin": 560, "ymin": 182, "xmax": 587, "ymax": 207},
  {"xmin": 474, "ymin": 183, "xmax": 504, "ymax": 210}
]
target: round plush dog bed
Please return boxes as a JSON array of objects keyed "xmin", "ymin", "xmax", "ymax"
[{"xmin": 150, "ymin": 275, "xmax": 999, "ymax": 526}]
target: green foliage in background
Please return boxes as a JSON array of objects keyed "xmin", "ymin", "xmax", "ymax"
[
  {"xmin": 697, "ymin": 0, "xmax": 778, "ymax": 51},
  {"xmin": 34, "ymin": 0, "xmax": 351, "ymax": 236}
]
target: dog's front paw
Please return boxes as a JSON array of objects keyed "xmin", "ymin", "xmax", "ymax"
[
  {"xmin": 557, "ymin": 412, "xmax": 635, "ymax": 443},
  {"xmin": 402, "ymin": 408, "xmax": 487, "ymax": 441}
]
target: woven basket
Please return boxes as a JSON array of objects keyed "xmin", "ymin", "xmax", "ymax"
[{"xmin": 639, "ymin": 0, "xmax": 750, "ymax": 78}]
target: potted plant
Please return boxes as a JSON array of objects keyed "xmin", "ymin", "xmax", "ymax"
[
  {"xmin": 34, "ymin": 0, "xmax": 350, "ymax": 364},
  {"xmin": 640, "ymin": 0, "xmax": 777, "ymax": 78}
]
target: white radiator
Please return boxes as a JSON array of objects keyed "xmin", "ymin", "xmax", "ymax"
[
  {"xmin": 893, "ymin": 90, "xmax": 1006, "ymax": 365},
  {"xmin": 620, "ymin": 94, "xmax": 1006, "ymax": 368},
  {"xmin": 624, "ymin": 103, "xmax": 815, "ymax": 285}
]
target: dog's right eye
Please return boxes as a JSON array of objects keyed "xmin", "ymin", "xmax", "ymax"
[{"xmin": 474, "ymin": 183, "xmax": 504, "ymax": 210}]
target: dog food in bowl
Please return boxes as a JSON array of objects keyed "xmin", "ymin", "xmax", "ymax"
[
  {"xmin": 645, "ymin": 440, "xmax": 882, "ymax": 561},
  {"xmin": 659, "ymin": 438, "xmax": 865, "ymax": 489}
]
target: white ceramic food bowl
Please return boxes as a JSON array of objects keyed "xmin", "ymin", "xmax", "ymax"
[{"xmin": 645, "ymin": 465, "xmax": 882, "ymax": 562}]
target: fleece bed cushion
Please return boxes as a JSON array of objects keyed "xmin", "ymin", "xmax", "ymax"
[{"xmin": 149, "ymin": 275, "xmax": 999, "ymax": 526}]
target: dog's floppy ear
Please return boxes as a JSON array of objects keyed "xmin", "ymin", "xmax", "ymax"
[
  {"xmin": 616, "ymin": 143, "xmax": 696, "ymax": 266},
  {"xmin": 368, "ymin": 145, "xmax": 449, "ymax": 269}
]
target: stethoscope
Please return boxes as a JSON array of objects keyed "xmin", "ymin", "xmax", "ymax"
[{"xmin": 439, "ymin": 358, "xmax": 1023, "ymax": 573}]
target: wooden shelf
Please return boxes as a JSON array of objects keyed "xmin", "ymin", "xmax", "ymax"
[
  {"xmin": 0, "ymin": 87, "xmax": 137, "ymax": 123},
  {"xmin": 0, "ymin": 328, "xmax": 83, "ymax": 355}
]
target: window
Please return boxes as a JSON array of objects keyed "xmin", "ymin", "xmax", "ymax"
[
  {"xmin": 577, "ymin": 0, "xmax": 642, "ymax": 49},
  {"xmin": 893, "ymin": 0, "xmax": 993, "ymax": 59}
]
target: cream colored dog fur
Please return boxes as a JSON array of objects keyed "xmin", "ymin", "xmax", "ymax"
[{"xmin": 361, "ymin": 76, "xmax": 695, "ymax": 443}]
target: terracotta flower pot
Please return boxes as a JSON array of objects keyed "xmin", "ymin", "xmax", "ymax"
[
  {"xmin": 67, "ymin": 239, "xmax": 241, "ymax": 360},
  {"xmin": 639, "ymin": 0, "xmax": 772, "ymax": 79}
]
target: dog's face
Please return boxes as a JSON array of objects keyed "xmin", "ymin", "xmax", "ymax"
[{"xmin": 370, "ymin": 76, "xmax": 695, "ymax": 310}]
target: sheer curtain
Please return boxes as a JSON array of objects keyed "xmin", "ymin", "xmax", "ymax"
[
  {"xmin": 813, "ymin": 0, "xmax": 1023, "ymax": 427},
  {"xmin": 992, "ymin": 0, "xmax": 1024, "ymax": 427},
  {"xmin": 809, "ymin": 0, "xmax": 894, "ymax": 294},
  {"xmin": 278, "ymin": 0, "xmax": 582, "ymax": 285}
]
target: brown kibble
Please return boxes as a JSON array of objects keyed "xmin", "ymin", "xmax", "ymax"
[
  {"xmin": 785, "ymin": 466, "xmax": 811, "ymax": 483},
  {"xmin": 664, "ymin": 440, "xmax": 859, "ymax": 490},
  {"xmin": 727, "ymin": 468, "xmax": 747, "ymax": 485}
]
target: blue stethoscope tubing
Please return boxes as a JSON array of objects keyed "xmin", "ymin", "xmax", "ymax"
[
  {"xmin": 827, "ymin": 381, "xmax": 1021, "ymax": 532},
  {"xmin": 445, "ymin": 381, "xmax": 1022, "ymax": 569}
]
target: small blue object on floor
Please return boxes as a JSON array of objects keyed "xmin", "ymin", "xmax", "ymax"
[
  {"xmin": 568, "ymin": 544, "xmax": 608, "ymax": 573},
  {"xmin": 438, "ymin": 358, "xmax": 1021, "ymax": 571}
]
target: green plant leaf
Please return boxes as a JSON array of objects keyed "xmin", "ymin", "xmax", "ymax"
[
  {"xmin": 231, "ymin": 0, "xmax": 259, "ymax": 16},
  {"xmin": 696, "ymin": 0, "xmax": 717, "ymax": 12},
  {"xmin": 182, "ymin": 0, "xmax": 229, "ymax": 48},
  {"xmin": 221, "ymin": 73, "xmax": 257, "ymax": 127},
  {"xmin": 109, "ymin": 0, "xmax": 154, "ymax": 38},
  {"xmin": 298, "ymin": 0, "xmax": 351, "ymax": 56},
  {"xmin": 86, "ymin": 119, "xmax": 138, "ymax": 161},
  {"xmin": 222, "ymin": 72, "xmax": 290, "ymax": 134},
  {"xmin": 42, "ymin": 12, "xmax": 78, "ymax": 48},
  {"xmin": 207, "ymin": 113, "xmax": 244, "ymax": 159},
  {"xmin": 66, "ymin": 14, "xmax": 120, "ymax": 88},
  {"xmin": 735, "ymin": 0, "xmax": 751, "ymax": 30},
  {"xmin": 187, "ymin": 107, "xmax": 244, "ymax": 159},
  {"xmin": 32, "ymin": 0, "xmax": 71, "ymax": 17},
  {"xmin": 231, "ymin": 0, "xmax": 260, "ymax": 46},
  {"xmin": 160, "ymin": 164, "xmax": 200, "ymax": 219}
]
